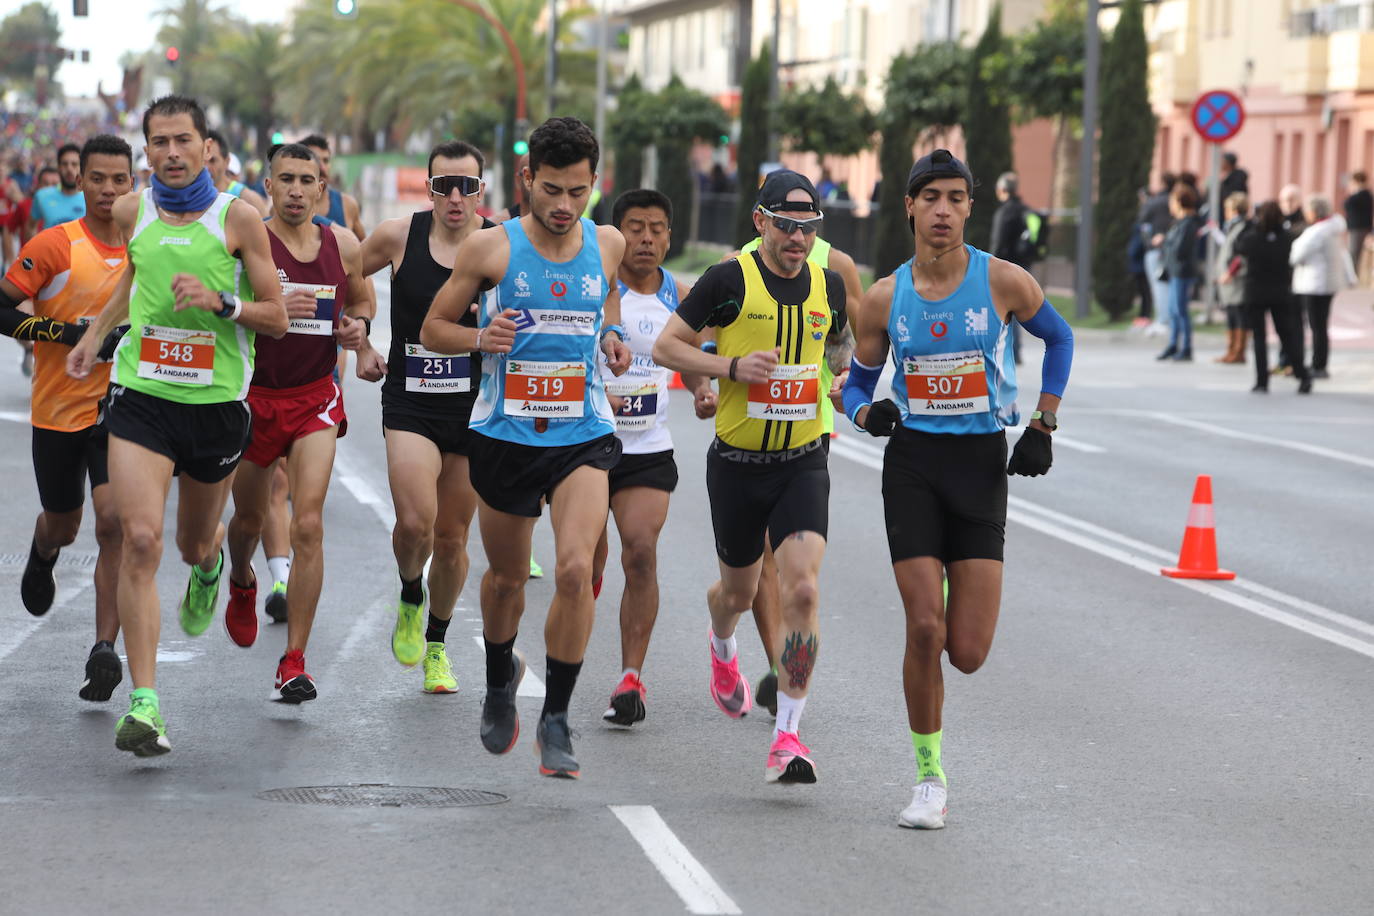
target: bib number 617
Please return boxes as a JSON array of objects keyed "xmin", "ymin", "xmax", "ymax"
[{"xmin": 769, "ymin": 379, "xmax": 806, "ymax": 400}]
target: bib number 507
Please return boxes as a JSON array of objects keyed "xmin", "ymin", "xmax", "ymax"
[{"xmin": 924, "ymin": 375, "xmax": 964, "ymax": 396}]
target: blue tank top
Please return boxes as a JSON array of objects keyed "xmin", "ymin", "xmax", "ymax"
[
  {"xmin": 326, "ymin": 188, "xmax": 346, "ymax": 225},
  {"xmin": 470, "ymin": 217, "xmax": 615, "ymax": 446},
  {"xmin": 887, "ymin": 245, "xmax": 1018, "ymax": 435}
]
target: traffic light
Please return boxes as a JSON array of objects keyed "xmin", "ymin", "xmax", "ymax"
[
  {"xmin": 271, "ymin": 131, "xmax": 285, "ymax": 144},
  {"xmin": 513, "ymin": 139, "xmax": 529, "ymax": 156},
  {"xmin": 73, "ymin": 0, "xmax": 89, "ymax": 16},
  {"xmin": 333, "ymin": 0, "xmax": 359, "ymax": 18},
  {"xmin": 165, "ymin": 46, "xmax": 180, "ymax": 66}
]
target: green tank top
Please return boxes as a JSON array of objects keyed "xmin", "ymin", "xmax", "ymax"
[
  {"xmin": 739, "ymin": 235, "xmax": 837, "ymax": 432},
  {"xmin": 114, "ymin": 189, "xmax": 255, "ymax": 404}
]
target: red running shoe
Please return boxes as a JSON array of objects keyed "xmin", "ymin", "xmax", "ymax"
[
  {"xmin": 224, "ymin": 577, "xmax": 258, "ymax": 648},
  {"xmin": 602, "ymin": 671, "xmax": 646, "ymax": 726},
  {"xmin": 271, "ymin": 649, "xmax": 316, "ymax": 703}
]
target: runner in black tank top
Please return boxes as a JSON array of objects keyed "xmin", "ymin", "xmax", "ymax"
[{"xmin": 359, "ymin": 141, "xmax": 496, "ymax": 694}]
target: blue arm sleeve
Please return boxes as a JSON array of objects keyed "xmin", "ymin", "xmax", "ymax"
[
  {"xmin": 842, "ymin": 357, "xmax": 884, "ymax": 427},
  {"xmin": 1020, "ymin": 300, "xmax": 1073, "ymax": 398}
]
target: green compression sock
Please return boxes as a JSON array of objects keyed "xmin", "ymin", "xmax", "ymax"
[
  {"xmin": 912, "ymin": 730, "xmax": 945, "ymax": 783},
  {"xmin": 194, "ymin": 551, "xmax": 223, "ymax": 584}
]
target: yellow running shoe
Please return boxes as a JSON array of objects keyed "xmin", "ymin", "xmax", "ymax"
[
  {"xmin": 422, "ymin": 642, "xmax": 457, "ymax": 693},
  {"xmin": 391, "ymin": 592, "xmax": 425, "ymax": 667}
]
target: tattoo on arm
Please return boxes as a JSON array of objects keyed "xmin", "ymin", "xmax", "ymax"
[
  {"xmin": 825, "ymin": 322, "xmax": 854, "ymax": 375},
  {"xmin": 780, "ymin": 632, "xmax": 819, "ymax": 691}
]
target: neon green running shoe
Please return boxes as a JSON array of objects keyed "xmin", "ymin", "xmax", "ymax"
[
  {"xmin": 179, "ymin": 550, "xmax": 223, "ymax": 637},
  {"xmin": 529, "ymin": 553, "xmax": 544, "ymax": 579},
  {"xmin": 115, "ymin": 694, "xmax": 170, "ymax": 757},
  {"xmin": 422, "ymin": 642, "xmax": 458, "ymax": 693},
  {"xmin": 392, "ymin": 591, "xmax": 425, "ymax": 667}
]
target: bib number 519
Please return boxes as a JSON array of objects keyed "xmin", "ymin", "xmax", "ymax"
[{"xmin": 522, "ymin": 376, "xmax": 565, "ymax": 398}]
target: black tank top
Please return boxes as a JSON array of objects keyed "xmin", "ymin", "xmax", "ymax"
[{"xmin": 382, "ymin": 211, "xmax": 493, "ymax": 410}]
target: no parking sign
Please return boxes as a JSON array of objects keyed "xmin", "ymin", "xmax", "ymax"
[{"xmin": 1191, "ymin": 89, "xmax": 1245, "ymax": 143}]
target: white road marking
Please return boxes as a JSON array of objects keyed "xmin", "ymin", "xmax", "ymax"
[
  {"xmin": 1141, "ymin": 411, "xmax": 1374, "ymax": 471},
  {"xmin": 609, "ymin": 805, "xmax": 742, "ymax": 915},
  {"xmin": 831, "ymin": 439, "xmax": 1374, "ymax": 660},
  {"xmin": 333, "ymin": 447, "xmax": 396, "ymax": 530},
  {"xmin": 1004, "ymin": 426, "xmax": 1107, "ymax": 453},
  {"xmin": 0, "ymin": 578, "xmax": 92, "ymax": 663},
  {"xmin": 471, "ymin": 636, "xmax": 545, "ymax": 697},
  {"xmin": 0, "ymin": 410, "xmax": 30, "ymax": 424}
]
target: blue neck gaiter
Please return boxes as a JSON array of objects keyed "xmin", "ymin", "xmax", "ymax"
[{"xmin": 151, "ymin": 168, "xmax": 219, "ymax": 213}]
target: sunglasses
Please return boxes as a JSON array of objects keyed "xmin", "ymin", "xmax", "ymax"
[
  {"xmin": 430, "ymin": 175, "xmax": 483, "ymax": 197},
  {"xmin": 758, "ymin": 206, "xmax": 823, "ymax": 235}
]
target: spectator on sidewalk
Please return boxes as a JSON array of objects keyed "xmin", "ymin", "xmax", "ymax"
[
  {"xmin": 1235, "ymin": 201, "xmax": 1311, "ymax": 394},
  {"xmin": 1141, "ymin": 172, "xmax": 1179, "ymax": 337},
  {"xmin": 1203, "ymin": 152, "xmax": 1248, "ymax": 220},
  {"xmin": 1157, "ymin": 183, "xmax": 1204, "ymax": 362},
  {"xmin": 1128, "ymin": 187, "xmax": 1153, "ymax": 326},
  {"xmin": 1275, "ymin": 184, "xmax": 1307, "ymax": 373},
  {"xmin": 1342, "ymin": 171, "xmax": 1371, "ymax": 284},
  {"xmin": 1290, "ymin": 194, "xmax": 1357, "ymax": 379},
  {"xmin": 1216, "ymin": 192, "xmax": 1251, "ymax": 364}
]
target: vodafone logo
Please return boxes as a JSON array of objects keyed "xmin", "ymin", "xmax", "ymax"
[
  {"xmin": 550, "ymin": 281, "xmax": 568, "ymax": 298},
  {"xmin": 930, "ymin": 321, "xmax": 948, "ymax": 339}
]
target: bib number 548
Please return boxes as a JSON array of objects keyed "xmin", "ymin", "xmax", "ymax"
[{"xmin": 158, "ymin": 341, "xmax": 195, "ymax": 364}]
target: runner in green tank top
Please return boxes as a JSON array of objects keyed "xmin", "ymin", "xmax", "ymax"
[
  {"xmin": 67, "ymin": 95, "xmax": 288, "ymax": 758},
  {"xmin": 731, "ymin": 228, "xmax": 862, "ymax": 713}
]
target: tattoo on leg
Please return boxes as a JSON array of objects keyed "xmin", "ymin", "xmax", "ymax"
[{"xmin": 780, "ymin": 631, "xmax": 818, "ymax": 690}]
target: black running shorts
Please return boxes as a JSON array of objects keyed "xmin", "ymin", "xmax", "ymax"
[
  {"xmin": 382, "ymin": 404, "xmax": 476, "ymax": 457},
  {"xmin": 467, "ymin": 431, "xmax": 622, "ymax": 518},
  {"xmin": 705, "ymin": 436, "xmax": 829, "ymax": 568},
  {"xmin": 610, "ymin": 449, "xmax": 678, "ymax": 496},
  {"xmin": 882, "ymin": 426, "xmax": 1007, "ymax": 564},
  {"xmin": 104, "ymin": 384, "xmax": 251, "ymax": 484},
  {"xmin": 32, "ymin": 422, "xmax": 109, "ymax": 513}
]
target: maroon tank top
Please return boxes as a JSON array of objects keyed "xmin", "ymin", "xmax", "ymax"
[{"xmin": 253, "ymin": 223, "xmax": 349, "ymax": 389}]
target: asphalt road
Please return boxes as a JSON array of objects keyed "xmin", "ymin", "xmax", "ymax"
[{"xmin": 1, "ymin": 277, "xmax": 1371, "ymax": 915}]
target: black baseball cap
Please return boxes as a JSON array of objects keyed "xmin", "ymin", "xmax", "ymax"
[
  {"xmin": 906, "ymin": 149, "xmax": 974, "ymax": 195},
  {"xmin": 757, "ymin": 169, "xmax": 820, "ymax": 213}
]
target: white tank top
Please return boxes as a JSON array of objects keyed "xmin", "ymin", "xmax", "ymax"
[{"xmin": 601, "ymin": 269, "xmax": 678, "ymax": 454}]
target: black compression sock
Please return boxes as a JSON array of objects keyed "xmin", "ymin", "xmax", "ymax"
[
  {"xmin": 425, "ymin": 613, "xmax": 450, "ymax": 645},
  {"xmin": 399, "ymin": 573, "xmax": 424, "ymax": 606},
  {"xmin": 484, "ymin": 635, "xmax": 517, "ymax": 688},
  {"xmin": 540, "ymin": 656, "xmax": 583, "ymax": 719},
  {"xmin": 29, "ymin": 539, "xmax": 57, "ymax": 568}
]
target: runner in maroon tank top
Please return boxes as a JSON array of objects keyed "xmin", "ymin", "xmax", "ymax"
[{"xmin": 220, "ymin": 143, "xmax": 376, "ymax": 702}]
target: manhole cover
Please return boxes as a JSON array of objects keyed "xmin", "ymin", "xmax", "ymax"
[
  {"xmin": 0, "ymin": 552, "xmax": 95, "ymax": 569},
  {"xmin": 256, "ymin": 785, "xmax": 508, "ymax": 808}
]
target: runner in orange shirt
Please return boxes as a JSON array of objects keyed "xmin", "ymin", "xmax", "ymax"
[{"xmin": 0, "ymin": 135, "xmax": 133, "ymax": 701}]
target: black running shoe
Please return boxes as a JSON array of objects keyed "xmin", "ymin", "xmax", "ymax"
[
  {"xmin": 79, "ymin": 641, "xmax": 123, "ymax": 702},
  {"xmin": 20, "ymin": 540, "xmax": 57, "ymax": 616},
  {"xmin": 602, "ymin": 672, "xmax": 646, "ymax": 726},
  {"xmin": 756, "ymin": 670, "xmax": 779, "ymax": 718},
  {"xmin": 264, "ymin": 582, "xmax": 288, "ymax": 623}
]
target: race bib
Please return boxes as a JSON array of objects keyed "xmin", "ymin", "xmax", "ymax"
[
  {"xmin": 404, "ymin": 343, "xmax": 471, "ymax": 394},
  {"xmin": 505, "ymin": 359, "xmax": 586, "ymax": 418},
  {"xmin": 137, "ymin": 325, "xmax": 215, "ymax": 385},
  {"xmin": 747, "ymin": 363, "xmax": 818, "ymax": 420},
  {"xmin": 903, "ymin": 350, "xmax": 989, "ymax": 415},
  {"xmin": 606, "ymin": 378, "xmax": 659, "ymax": 432},
  {"xmin": 285, "ymin": 282, "xmax": 339, "ymax": 337}
]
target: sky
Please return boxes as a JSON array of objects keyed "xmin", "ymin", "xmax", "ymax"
[{"xmin": 4, "ymin": 0, "xmax": 295, "ymax": 99}]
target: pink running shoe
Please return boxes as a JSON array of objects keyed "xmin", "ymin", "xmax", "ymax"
[
  {"xmin": 708, "ymin": 631, "xmax": 752, "ymax": 718},
  {"xmin": 766, "ymin": 731, "xmax": 817, "ymax": 784}
]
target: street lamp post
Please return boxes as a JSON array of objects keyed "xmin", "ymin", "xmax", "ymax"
[{"xmin": 1075, "ymin": 0, "xmax": 1101, "ymax": 320}]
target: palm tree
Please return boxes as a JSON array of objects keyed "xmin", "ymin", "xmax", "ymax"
[
  {"xmin": 155, "ymin": 0, "xmax": 230, "ymax": 97},
  {"xmin": 208, "ymin": 23, "xmax": 285, "ymax": 157}
]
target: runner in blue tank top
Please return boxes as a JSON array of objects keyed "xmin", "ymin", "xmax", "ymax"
[
  {"xmin": 842, "ymin": 149, "xmax": 1074, "ymax": 830},
  {"xmin": 421, "ymin": 117, "xmax": 630, "ymax": 780}
]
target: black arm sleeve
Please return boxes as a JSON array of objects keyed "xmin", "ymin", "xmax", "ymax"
[
  {"xmin": 824, "ymin": 269, "xmax": 847, "ymax": 332},
  {"xmin": 0, "ymin": 287, "xmax": 84, "ymax": 345},
  {"xmin": 675, "ymin": 260, "xmax": 745, "ymax": 331}
]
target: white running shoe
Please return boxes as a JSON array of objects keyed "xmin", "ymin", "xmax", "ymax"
[{"xmin": 898, "ymin": 777, "xmax": 947, "ymax": 829}]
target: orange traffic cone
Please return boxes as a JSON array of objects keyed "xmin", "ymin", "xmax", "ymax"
[
  {"xmin": 1161, "ymin": 474, "xmax": 1235, "ymax": 580},
  {"xmin": 669, "ymin": 372, "xmax": 686, "ymax": 390}
]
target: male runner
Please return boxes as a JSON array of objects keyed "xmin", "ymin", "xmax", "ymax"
[
  {"xmin": 67, "ymin": 95, "xmax": 288, "ymax": 756},
  {"xmin": 299, "ymin": 135, "xmax": 365, "ymax": 239},
  {"xmin": 1, "ymin": 134, "xmax": 131, "ymax": 700},
  {"xmin": 654, "ymin": 169, "xmax": 849, "ymax": 784},
  {"xmin": 206, "ymin": 129, "xmax": 270, "ymax": 217},
  {"xmin": 30, "ymin": 143, "xmax": 85, "ymax": 232},
  {"xmin": 221, "ymin": 143, "xmax": 372, "ymax": 701},
  {"xmin": 360, "ymin": 140, "xmax": 491, "ymax": 691},
  {"xmin": 590, "ymin": 188, "xmax": 698, "ymax": 726},
  {"xmin": 421, "ymin": 117, "xmax": 630, "ymax": 778},
  {"xmin": 841, "ymin": 149, "xmax": 1073, "ymax": 828},
  {"xmin": 735, "ymin": 213, "xmax": 864, "ymax": 714}
]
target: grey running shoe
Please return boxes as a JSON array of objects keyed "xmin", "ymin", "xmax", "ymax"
[
  {"xmin": 536, "ymin": 711, "xmax": 580, "ymax": 779},
  {"xmin": 479, "ymin": 650, "xmax": 525, "ymax": 754}
]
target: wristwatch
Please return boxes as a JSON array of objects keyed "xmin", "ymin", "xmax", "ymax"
[
  {"xmin": 215, "ymin": 291, "xmax": 240, "ymax": 319},
  {"xmin": 1031, "ymin": 409, "xmax": 1058, "ymax": 431}
]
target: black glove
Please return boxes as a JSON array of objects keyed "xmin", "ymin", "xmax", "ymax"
[
  {"xmin": 863, "ymin": 399, "xmax": 900, "ymax": 438},
  {"xmin": 1007, "ymin": 426, "xmax": 1053, "ymax": 476},
  {"xmin": 96, "ymin": 324, "xmax": 130, "ymax": 362}
]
